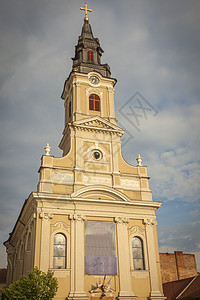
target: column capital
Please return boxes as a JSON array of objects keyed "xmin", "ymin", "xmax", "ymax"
[
  {"xmin": 39, "ymin": 212, "xmax": 53, "ymax": 220},
  {"xmin": 74, "ymin": 81, "xmax": 81, "ymax": 87},
  {"xmin": 107, "ymin": 86, "xmax": 114, "ymax": 93},
  {"xmin": 69, "ymin": 214, "xmax": 86, "ymax": 222},
  {"xmin": 143, "ymin": 218, "xmax": 157, "ymax": 226},
  {"xmin": 114, "ymin": 217, "xmax": 129, "ymax": 224}
]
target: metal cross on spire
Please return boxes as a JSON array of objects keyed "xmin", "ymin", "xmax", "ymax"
[{"xmin": 80, "ymin": 4, "xmax": 92, "ymax": 22}]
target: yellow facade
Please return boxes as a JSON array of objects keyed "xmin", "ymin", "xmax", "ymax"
[{"xmin": 4, "ymin": 12, "xmax": 165, "ymax": 300}]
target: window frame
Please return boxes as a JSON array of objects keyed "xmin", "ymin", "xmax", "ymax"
[
  {"xmin": 132, "ymin": 236, "xmax": 145, "ymax": 271},
  {"xmin": 50, "ymin": 224, "xmax": 70, "ymax": 271},
  {"xmin": 129, "ymin": 228, "xmax": 149, "ymax": 273},
  {"xmin": 87, "ymin": 50, "xmax": 94, "ymax": 62},
  {"xmin": 89, "ymin": 93, "xmax": 101, "ymax": 112},
  {"xmin": 53, "ymin": 233, "xmax": 67, "ymax": 269}
]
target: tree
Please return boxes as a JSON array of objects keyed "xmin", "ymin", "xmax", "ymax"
[{"xmin": 1, "ymin": 267, "xmax": 58, "ymax": 300}]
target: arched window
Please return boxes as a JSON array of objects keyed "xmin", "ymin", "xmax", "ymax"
[
  {"xmin": 132, "ymin": 237, "xmax": 145, "ymax": 270},
  {"xmin": 89, "ymin": 94, "xmax": 100, "ymax": 111},
  {"xmin": 87, "ymin": 50, "xmax": 94, "ymax": 62},
  {"xmin": 53, "ymin": 233, "xmax": 66, "ymax": 269}
]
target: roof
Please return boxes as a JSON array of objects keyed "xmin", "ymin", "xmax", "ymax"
[
  {"xmin": 177, "ymin": 275, "xmax": 200, "ymax": 299},
  {"xmin": 163, "ymin": 275, "xmax": 200, "ymax": 300}
]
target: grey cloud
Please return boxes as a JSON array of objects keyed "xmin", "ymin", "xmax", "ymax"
[{"xmin": 158, "ymin": 221, "xmax": 200, "ymax": 253}]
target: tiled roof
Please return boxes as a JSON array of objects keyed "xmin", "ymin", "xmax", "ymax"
[
  {"xmin": 177, "ymin": 275, "xmax": 200, "ymax": 299},
  {"xmin": 163, "ymin": 275, "xmax": 200, "ymax": 300}
]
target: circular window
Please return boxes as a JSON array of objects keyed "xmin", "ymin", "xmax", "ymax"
[{"xmin": 92, "ymin": 150, "xmax": 102, "ymax": 160}]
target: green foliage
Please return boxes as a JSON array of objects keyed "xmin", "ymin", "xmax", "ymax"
[{"xmin": 1, "ymin": 267, "xmax": 58, "ymax": 300}]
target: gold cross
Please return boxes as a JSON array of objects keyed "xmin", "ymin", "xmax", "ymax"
[{"xmin": 80, "ymin": 4, "xmax": 92, "ymax": 22}]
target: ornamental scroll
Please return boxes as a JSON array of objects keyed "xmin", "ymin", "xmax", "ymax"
[{"xmin": 85, "ymin": 221, "xmax": 117, "ymax": 275}]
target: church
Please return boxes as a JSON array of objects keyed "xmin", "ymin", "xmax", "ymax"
[{"xmin": 4, "ymin": 5, "xmax": 165, "ymax": 300}]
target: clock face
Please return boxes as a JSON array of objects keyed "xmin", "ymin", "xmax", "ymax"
[{"xmin": 89, "ymin": 76, "xmax": 100, "ymax": 85}]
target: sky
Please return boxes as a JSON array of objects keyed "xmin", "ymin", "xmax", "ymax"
[{"xmin": 0, "ymin": 0, "xmax": 200, "ymax": 271}]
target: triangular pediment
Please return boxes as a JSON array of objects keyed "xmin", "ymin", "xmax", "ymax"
[{"xmin": 73, "ymin": 116, "xmax": 124, "ymax": 135}]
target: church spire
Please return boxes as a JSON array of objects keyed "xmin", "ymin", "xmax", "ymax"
[
  {"xmin": 80, "ymin": 18, "xmax": 94, "ymax": 39},
  {"xmin": 72, "ymin": 6, "xmax": 111, "ymax": 77}
]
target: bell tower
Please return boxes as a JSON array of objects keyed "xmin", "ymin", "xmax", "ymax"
[
  {"xmin": 5, "ymin": 6, "xmax": 165, "ymax": 300},
  {"xmin": 59, "ymin": 5, "xmax": 122, "ymax": 175}
]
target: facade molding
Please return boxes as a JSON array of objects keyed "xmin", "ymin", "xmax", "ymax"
[
  {"xmin": 39, "ymin": 212, "xmax": 53, "ymax": 220},
  {"xmin": 69, "ymin": 214, "xmax": 86, "ymax": 222},
  {"xmin": 114, "ymin": 217, "xmax": 129, "ymax": 224},
  {"xmin": 143, "ymin": 218, "xmax": 157, "ymax": 226}
]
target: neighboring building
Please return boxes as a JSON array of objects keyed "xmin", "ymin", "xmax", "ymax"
[
  {"xmin": 0, "ymin": 268, "xmax": 7, "ymax": 299},
  {"xmin": 163, "ymin": 275, "xmax": 200, "ymax": 300},
  {"xmin": 4, "ymin": 6, "xmax": 165, "ymax": 300},
  {"xmin": 160, "ymin": 251, "xmax": 198, "ymax": 284},
  {"xmin": 0, "ymin": 269, "xmax": 7, "ymax": 289}
]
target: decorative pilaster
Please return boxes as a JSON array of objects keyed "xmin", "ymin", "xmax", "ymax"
[
  {"xmin": 143, "ymin": 219, "xmax": 165, "ymax": 300},
  {"xmin": 114, "ymin": 217, "xmax": 137, "ymax": 300},
  {"xmin": 75, "ymin": 81, "xmax": 81, "ymax": 113},
  {"xmin": 75, "ymin": 136, "xmax": 83, "ymax": 170},
  {"xmin": 74, "ymin": 80, "xmax": 83, "ymax": 170},
  {"xmin": 68, "ymin": 214, "xmax": 88, "ymax": 300},
  {"xmin": 39, "ymin": 213, "xmax": 53, "ymax": 272},
  {"xmin": 111, "ymin": 137, "xmax": 120, "ymax": 173},
  {"xmin": 107, "ymin": 86, "xmax": 115, "ymax": 118}
]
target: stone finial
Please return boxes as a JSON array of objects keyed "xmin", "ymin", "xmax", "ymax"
[
  {"xmin": 136, "ymin": 154, "xmax": 142, "ymax": 166},
  {"xmin": 44, "ymin": 143, "xmax": 51, "ymax": 156}
]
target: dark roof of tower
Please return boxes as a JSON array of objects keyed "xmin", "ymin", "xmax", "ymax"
[
  {"xmin": 81, "ymin": 19, "xmax": 94, "ymax": 39},
  {"xmin": 72, "ymin": 19, "xmax": 111, "ymax": 78}
]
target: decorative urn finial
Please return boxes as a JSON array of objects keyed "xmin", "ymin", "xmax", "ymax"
[
  {"xmin": 44, "ymin": 143, "xmax": 51, "ymax": 156},
  {"xmin": 136, "ymin": 154, "xmax": 142, "ymax": 166}
]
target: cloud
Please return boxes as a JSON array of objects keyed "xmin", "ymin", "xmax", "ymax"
[
  {"xmin": 117, "ymin": 100, "xmax": 200, "ymax": 202},
  {"xmin": 157, "ymin": 220, "xmax": 200, "ymax": 252},
  {"xmin": 158, "ymin": 219, "xmax": 200, "ymax": 271}
]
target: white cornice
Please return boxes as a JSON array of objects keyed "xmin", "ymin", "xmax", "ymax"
[
  {"xmin": 31, "ymin": 192, "xmax": 162, "ymax": 209},
  {"xmin": 73, "ymin": 116, "xmax": 123, "ymax": 131}
]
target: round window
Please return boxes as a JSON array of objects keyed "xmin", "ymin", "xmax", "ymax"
[{"xmin": 92, "ymin": 150, "xmax": 102, "ymax": 160}]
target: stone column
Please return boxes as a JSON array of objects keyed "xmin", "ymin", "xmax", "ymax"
[
  {"xmin": 143, "ymin": 219, "xmax": 165, "ymax": 300},
  {"xmin": 115, "ymin": 217, "xmax": 136, "ymax": 300},
  {"xmin": 68, "ymin": 214, "xmax": 88, "ymax": 300},
  {"xmin": 39, "ymin": 212, "xmax": 53, "ymax": 272}
]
